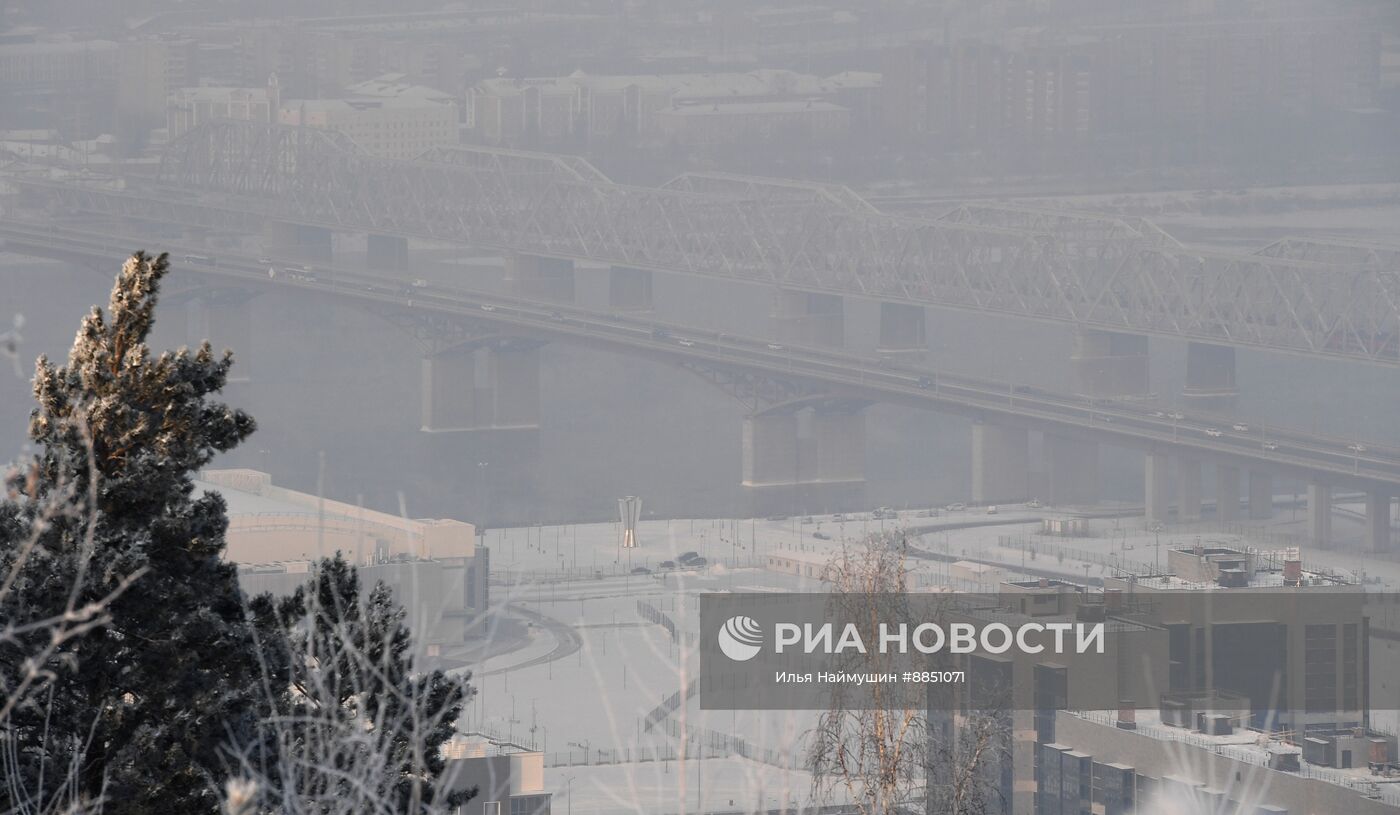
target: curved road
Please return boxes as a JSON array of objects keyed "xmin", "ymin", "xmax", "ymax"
[{"xmin": 481, "ymin": 602, "xmax": 583, "ymax": 676}]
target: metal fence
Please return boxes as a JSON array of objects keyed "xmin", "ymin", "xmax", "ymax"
[
  {"xmin": 642, "ymin": 678, "xmax": 701, "ymax": 732},
  {"xmin": 655, "ymin": 718, "xmax": 801, "ymax": 770},
  {"xmin": 636, "ymin": 599, "xmax": 699, "ymax": 647}
]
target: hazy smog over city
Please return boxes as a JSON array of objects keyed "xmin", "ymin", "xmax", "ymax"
[{"xmin": 2, "ymin": 2, "xmax": 1400, "ymax": 814}]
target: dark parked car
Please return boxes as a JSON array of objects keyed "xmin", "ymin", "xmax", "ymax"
[
  {"xmin": 659, "ymin": 560, "xmax": 676, "ymax": 569},
  {"xmin": 631, "ymin": 566, "xmax": 651, "ymax": 575},
  {"xmin": 813, "ymin": 531, "xmax": 831, "ymax": 540},
  {"xmin": 677, "ymin": 551, "xmax": 699, "ymax": 563},
  {"xmin": 687, "ymin": 557, "xmax": 707, "ymax": 568}
]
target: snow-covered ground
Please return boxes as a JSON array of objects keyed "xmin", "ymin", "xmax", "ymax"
[{"xmin": 457, "ymin": 500, "xmax": 1400, "ymax": 812}]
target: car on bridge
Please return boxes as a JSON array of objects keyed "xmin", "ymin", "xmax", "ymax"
[
  {"xmin": 1348, "ymin": 443, "xmax": 1368, "ymax": 454},
  {"xmin": 767, "ymin": 343, "xmax": 785, "ymax": 351},
  {"xmin": 676, "ymin": 338, "xmax": 695, "ymax": 347},
  {"xmin": 916, "ymin": 376, "xmax": 932, "ymax": 389},
  {"xmin": 946, "ymin": 502, "xmax": 967, "ymax": 512},
  {"xmin": 548, "ymin": 311, "xmax": 566, "ymax": 322},
  {"xmin": 480, "ymin": 304, "xmax": 496, "ymax": 312},
  {"xmin": 652, "ymin": 328, "xmax": 672, "ymax": 340},
  {"xmin": 1204, "ymin": 427, "xmax": 1223, "ymax": 437},
  {"xmin": 1262, "ymin": 441, "xmax": 1278, "ymax": 451},
  {"xmin": 1167, "ymin": 411, "xmax": 1185, "ymax": 420},
  {"xmin": 1232, "ymin": 423, "xmax": 1250, "ymax": 432}
]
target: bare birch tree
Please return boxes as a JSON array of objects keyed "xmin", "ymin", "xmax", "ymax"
[{"xmin": 807, "ymin": 531, "xmax": 1010, "ymax": 815}]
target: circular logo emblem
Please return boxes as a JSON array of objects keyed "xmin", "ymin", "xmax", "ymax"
[{"xmin": 717, "ymin": 615, "xmax": 763, "ymax": 662}]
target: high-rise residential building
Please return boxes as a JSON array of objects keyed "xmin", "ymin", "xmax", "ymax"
[
  {"xmin": 116, "ymin": 36, "xmax": 198, "ymax": 132},
  {"xmin": 0, "ymin": 39, "xmax": 119, "ymax": 136}
]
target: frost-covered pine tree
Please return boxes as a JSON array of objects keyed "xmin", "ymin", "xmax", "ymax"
[
  {"xmin": 241, "ymin": 554, "xmax": 474, "ymax": 813},
  {"xmin": 0, "ymin": 252, "xmax": 263, "ymax": 814}
]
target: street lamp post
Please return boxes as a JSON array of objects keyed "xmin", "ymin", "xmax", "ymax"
[{"xmin": 476, "ymin": 461, "xmax": 489, "ymax": 527}]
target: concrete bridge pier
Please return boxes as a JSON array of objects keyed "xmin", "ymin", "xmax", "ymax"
[
  {"xmin": 742, "ymin": 412, "xmax": 798, "ymax": 491},
  {"xmin": 971, "ymin": 421, "xmax": 1029, "ymax": 505},
  {"xmin": 1307, "ymin": 482, "xmax": 1333, "ymax": 548},
  {"xmin": 1072, "ymin": 329, "xmax": 1150, "ymax": 400},
  {"xmin": 813, "ymin": 408, "xmax": 865, "ymax": 484},
  {"xmin": 1216, "ymin": 464, "xmax": 1241, "ymax": 521},
  {"xmin": 742, "ymin": 405, "xmax": 866, "ymax": 516},
  {"xmin": 1145, "ymin": 451, "xmax": 1171, "ymax": 525},
  {"xmin": 1248, "ymin": 470, "xmax": 1273, "ymax": 520},
  {"xmin": 876, "ymin": 302, "xmax": 926, "ymax": 356},
  {"xmin": 1043, "ymin": 434, "xmax": 1099, "ymax": 506},
  {"xmin": 261, "ymin": 220, "xmax": 332, "ymax": 263},
  {"xmin": 1182, "ymin": 341, "xmax": 1238, "ymax": 413},
  {"xmin": 187, "ymin": 290, "xmax": 255, "ymax": 382},
  {"xmin": 771, "ymin": 290, "xmax": 844, "ymax": 348},
  {"xmin": 1366, "ymin": 490, "xmax": 1394, "ymax": 553},
  {"xmin": 367, "ymin": 233, "xmax": 409, "ymax": 271},
  {"xmin": 505, "ymin": 253, "xmax": 575, "ymax": 302},
  {"xmin": 420, "ymin": 343, "xmax": 541, "ymax": 432},
  {"xmin": 1178, "ymin": 456, "xmax": 1203, "ymax": 521},
  {"xmin": 608, "ymin": 266, "xmax": 653, "ymax": 310}
]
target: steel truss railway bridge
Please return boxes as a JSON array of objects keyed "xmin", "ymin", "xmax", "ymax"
[
  {"xmin": 4, "ymin": 217, "xmax": 1398, "ymax": 553},
  {"xmin": 14, "ymin": 119, "xmax": 1400, "ymax": 365}
]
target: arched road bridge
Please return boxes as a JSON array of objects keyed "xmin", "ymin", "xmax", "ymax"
[{"xmin": 3, "ymin": 218, "xmax": 1397, "ymax": 553}]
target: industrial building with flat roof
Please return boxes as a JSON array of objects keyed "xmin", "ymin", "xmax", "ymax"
[{"xmin": 200, "ymin": 469, "xmax": 489, "ymax": 657}]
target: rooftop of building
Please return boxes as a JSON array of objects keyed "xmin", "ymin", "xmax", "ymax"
[
  {"xmin": 281, "ymin": 96, "xmax": 451, "ymax": 114},
  {"xmin": 197, "ymin": 468, "xmax": 473, "ymax": 541},
  {"xmin": 655, "ymin": 99, "xmax": 849, "ymax": 116},
  {"xmin": 0, "ymin": 38, "xmax": 118, "ymax": 54},
  {"xmin": 1004, "ymin": 577, "xmax": 1076, "ymax": 588},
  {"xmin": 1121, "ymin": 570, "xmax": 1357, "ymax": 590},
  {"xmin": 1067, "ymin": 709, "xmax": 1400, "ymax": 805},
  {"xmin": 171, "ymin": 85, "xmax": 274, "ymax": 102},
  {"xmin": 1114, "ymin": 543, "xmax": 1357, "ymax": 590},
  {"xmin": 475, "ymin": 69, "xmax": 870, "ymax": 101},
  {"xmin": 344, "ymin": 74, "xmax": 456, "ymax": 103}
]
